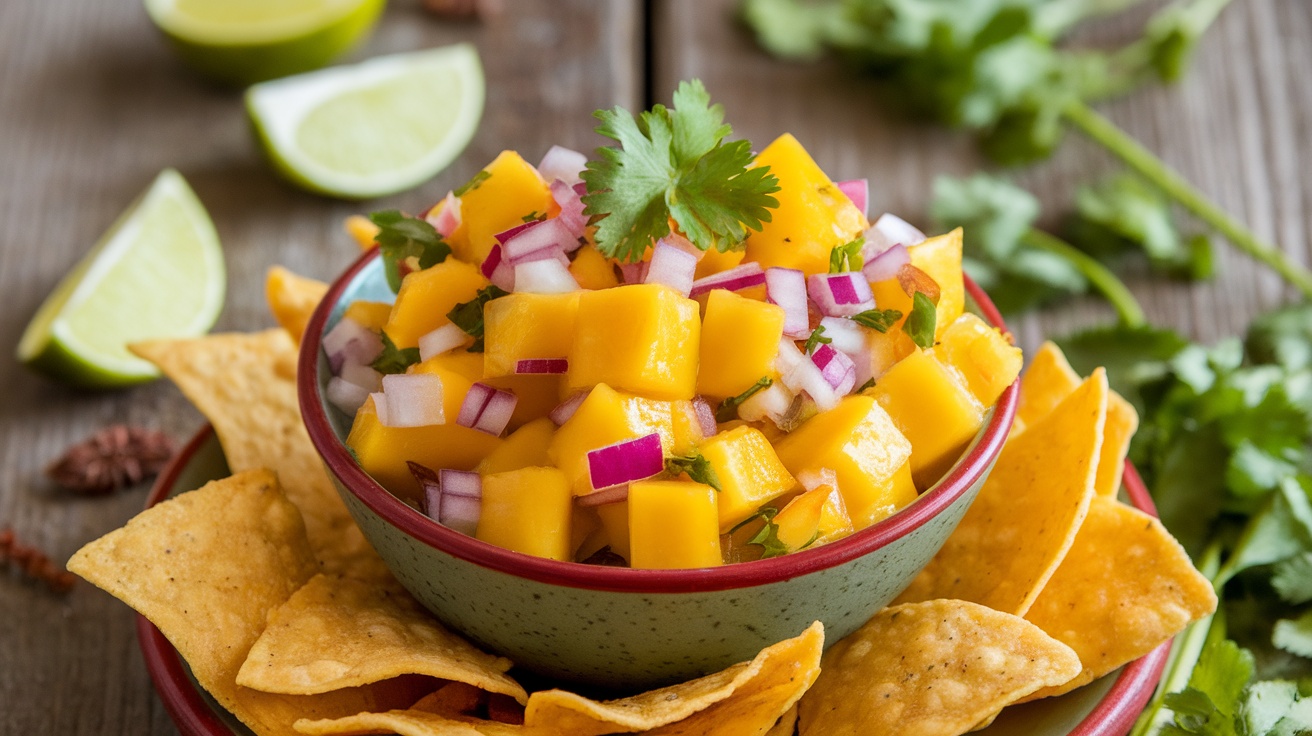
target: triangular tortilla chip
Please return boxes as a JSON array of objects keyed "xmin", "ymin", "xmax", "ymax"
[
  {"xmin": 765, "ymin": 705, "xmax": 798, "ymax": 736},
  {"xmin": 797, "ymin": 600, "xmax": 1080, "ymax": 736},
  {"xmin": 1022, "ymin": 496, "xmax": 1218, "ymax": 698},
  {"xmin": 295, "ymin": 710, "xmax": 523, "ymax": 736},
  {"xmin": 130, "ymin": 331, "xmax": 386, "ymax": 581},
  {"xmin": 239, "ymin": 574, "xmax": 525, "ymax": 704},
  {"xmin": 267, "ymin": 266, "xmax": 329, "ymax": 344},
  {"xmin": 524, "ymin": 622, "xmax": 824, "ymax": 736},
  {"xmin": 68, "ymin": 471, "xmax": 415, "ymax": 736},
  {"xmin": 896, "ymin": 369, "xmax": 1107, "ymax": 615}
]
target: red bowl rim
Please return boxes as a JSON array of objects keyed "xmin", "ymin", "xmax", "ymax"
[{"xmin": 296, "ymin": 248, "xmax": 1021, "ymax": 593}]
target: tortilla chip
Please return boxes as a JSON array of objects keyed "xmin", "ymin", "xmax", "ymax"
[
  {"xmin": 1022, "ymin": 496, "xmax": 1218, "ymax": 698},
  {"xmin": 130, "ymin": 331, "xmax": 386, "ymax": 581},
  {"xmin": 524, "ymin": 622, "xmax": 824, "ymax": 736},
  {"xmin": 239, "ymin": 574, "xmax": 525, "ymax": 704},
  {"xmin": 68, "ymin": 471, "xmax": 414, "ymax": 736},
  {"xmin": 797, "ymin": 600, "xmax": 1080, "ymax": 736},
  {"xmin": 1017, "ymin": 342, "xmax": 1138, "ymax": 497},
  {"xmin": 896, "ymin": 369, "xmax": 1106, "ymax": 615},
  {"xmin": 765, "ymin": 705, "xmax": 798, "ymax": 736},
  {"xmin": 295, "ymin": 710, "xmax": 523, "ymax": 736},
  {"xmin": 267, "ymin": 266, "xmax": 329, "ymax": 344}
]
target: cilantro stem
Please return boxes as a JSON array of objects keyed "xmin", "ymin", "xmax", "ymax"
[
  {"xmin": 1021, "ymin": 228, "xmax": 1146, "ymax": 328},
  {"xmin": 1063, "ymin": 100, "xmax": 1312, "ymax": 299}
]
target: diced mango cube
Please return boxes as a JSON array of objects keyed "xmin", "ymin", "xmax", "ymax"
[
  {"xmin": 484, "ymin": 374, "xmax": 564, "ymax": 430},
  {"xmin": 384, "ymin": 259, "xmax": 488, "ymax": 349},
  {"xmin": 774, "ymin": 395, "xmax": 916, "ymax": 528},
  {"xmin": 743, "ymin": 134, "xmax": 866, "ymax": 276},
  {"xmin": 568, "ymin": 284, "xmax": 700, "ymax": 400},
  {"xmin": 569, "ymin": 244, "xmax": 620, "ymax": 290},
  {"xmin": 409, "ymin": 350, "xmax": 482, "ymax": 421},
  {"xmin": 700, "ymin": 425, "xmax": 797, "ymax": 531},
  {"xmin": 910, "ymin": 228, "xmax": 965, "ymax": 339},
  {"xmin": 477, "ymin": 467, "xmax": 572, "ymax": 561},
  {"xmin": 477, "ymin": 417, "xmax": 555, "ymax": 474},
  {"xmin": 697, "ymin": 290, "xmax": 785, "ymax": 399},
  {"xmin": 773, "ymin": 487, "xmax": 829, "ymax": 552},
  {"xmin": 864, "ymin": 327, "xmax": 917, "ymax": 383},
  {"xmin": 815, "ymin": 484, "xmax": 855, "ymax": 545},
  {"xmin": 595, "ymin": 500, "xmax": 630, "ymax": 562},
  {"xmin": 868, "ymin": 348, "xmax": 985, "ymax": 488},
  {"xmin": 346, "ymin": 396, "xmax": 501, "ymax": 504},
  {"xmin": 484, "ymin": 292, "xmax": 579, "ymax": 378},
  {"xmin": 933, "ymin": 313, "xmax": 1022, "ymax": 408},
  {"xmin": 343, "ymin": 300, "xmax": 393, "ymax": 332},
  {"xmin": 570, "ymin": 506, "xmax": 603, "ymax": 561},
  {"xmin": 628, "ymin": 481, "xmax": 722, "ymax": 569},
  {"xmin": 448, "ymin": 151, "xmax": 555, "ymax": 265},
  {"xmin": 549, "ymin": 384, "xmax": 677, "ymax": 495}
]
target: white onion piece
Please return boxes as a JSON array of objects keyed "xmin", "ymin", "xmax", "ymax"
[
  {"xmin": 425, "ymin": 192, "xmax": 462, "ymax": 238},
  {"xmin": 644, "ymin": 238, "xmax": 698, "ymax": 297},
  {"xmin": 418, "ymin": 323, "xmax": 470, "ymax": 362},
  {"xmin": 765, "ymin": 267, "xmax": 810, "ymax": 338},
  {"xmin": 736, "ymin": 381, "xmax": 795, "ymax": 425},
  {"xmin": 778, "ymin": 341, "xmax": 839, "ymax": 411},
  {"xmin": 587, "ymin": 433, "xmax": 663, "ymax": 491},
  {"xmin": 818, "ymin": 316, "xmax": 867, "ymax": 356},
  {"xmin": 323, "ymin": 317, "xmax": 383, "ymax": 373},
  {"xmin": 550, "ymin": 392, "xmax": 588, "ymax": 426},
  {"xmin": 339, "ymin": 361, "xmax": 382, "ymax": 392},
  {"xmin": 438, "ymin": 478, "xmax": 481, "ymax": 536},
  {"xmin": 440, "ymin": 468, "xmax": 482, "ymax": 498},
  {"xmin": 864, "ymin": 213, "xmax": 926, "ymax": 257},
  {"xmin": 691, "ymin": 396, "xmax": 718, "ymax": 438},
  {"xmin": 810, "ymin": 344, "xmax": 857, "ymax": 395},
  {"xmin": 774, "ymin": 337, "xmax": 808, "ymax": 375},
  {"xmin": 326, "ymin": 376, "xmax": 372, "ymax": 415},
  {"xmin": 514, "ymin": 258, "xmax": 579, "ymax": 294},
  {"xmin": 575, "ymin": 484, "xmax": 629, "ymax": 508},
  {"xmin": 852, "ymin": 346, "xmax": 874, "ymax": 390},
  {"xmin": 550, "ymin": 179, "xmax": 588, "ymax": 243},
  {"xmin": 538, "ymin": 145, "xmax": 588, "ymax": 186},
  {"xmin": 515, "ymin": 358, "xmax": 568, "ymax": 374},
  {"xmin": 481, "ymin": 244, "xmax": 516, "ymax": 292},
  {"xmin": 862, "ymin": 242, "xmax": 910, "ymax": 283},
  {"xmin": 380, "ymin": 374, "xmax": 445, "ymax": 428},
  {"xmin": 369, "ymin": 392, "xmax": 388, "ymax": 425},
  {"xmin": 807, "ymin": 273, "xmax": 875, "ymax": 317},
  {"xmin": 689, "ymin": 263, "xmax": 766, "ymax": 298},
  {"xmin": 503, "ymin": 218, "xmax": 575, "ymax": 264},
  {"xmin": 456, "ymin": 382, "xmax": 518, "ymax": 436},
  {"xmin": 836, "ymin": 179, "xmax": 869, "ymax": 219}
]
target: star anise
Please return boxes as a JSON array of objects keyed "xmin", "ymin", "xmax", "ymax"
[
  {"xmin": 46, "ymin": 425, "xmax": 175, "ymax": 495},
  {"xmin": 0, "ymin": 528, "xmax": 76, "ymax": 593}
]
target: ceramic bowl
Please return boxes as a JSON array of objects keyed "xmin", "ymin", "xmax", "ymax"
[{"xmin": 297, "ymin": 249, "xmax": 1020, "ymax": 690}]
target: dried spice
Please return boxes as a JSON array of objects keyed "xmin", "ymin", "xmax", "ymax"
[
  {"xmin": 46, "ymin": 425, "xmax": 175, "ymax": 495},
  {"xmin": 0, "ymin": 528, "xmax": 76, "ymax": 593}
]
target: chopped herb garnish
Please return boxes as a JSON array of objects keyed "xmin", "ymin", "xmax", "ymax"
[
  {"xmin": 453, "ymin": 170, "xmax": 491, "ymax": 197},
  {"xmin": 851, "ymin": 308, "xmax": 903, "ymax": 333},
  {"xmin": 745, "ymin": 507, "xmax": 790, "ymax": 559},
  {"xmin": 902, "ymin": 292, "xmax": 937, "ymax": 349},
  {"xmin": 370, "ymin": 210, "xmax": 452, "ymax": 293},
  {"xmin": 828, "ymin": 237, "xmax": 864, "ymax": 273},
  {"xmin": 715, "ymin": 376, "xmax": 773, "ymax": 422},
  {"xmin": 581, "ymin": 79, "xmax": 781, "ymax": 262},
  {"xmin": 665, "ymin": 451, "xmax": 723, "ymax": 493},
  {"xmin": 371, "ymin": 332, "xmax": 421, "ymax": 375},
  {"xmin": 856, "ymin": 377, "xmax": 876, "ymax": 393},
  {"xmin": 802, "ymin": 325, "xmax": 831, "ymax": 355},
  {"xmin": 446, "ymin": 285, "xmax": 510, "ymax": 353},
  {"xmin": 521, "ymin": 210, "xmax": 546, "ymax": 223}
]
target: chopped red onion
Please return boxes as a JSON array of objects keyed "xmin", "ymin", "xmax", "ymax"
[
  {"xmin": 326, "ymin": 376, "xmax": 372, "ymax": 415},
  {"xmin": 865, "ymin": 213, "xmax": 926, "ymax": 257},
  {"xmin": 810, "ymin": 344, "xmax": 857, "ymax": 395},
  {"xmin": 549, "ymin": 392, "xmax": 588, "ymax": 426},
  {"xmin": 481, "ymin": 244, "xmax": 516, "ymax": 292},
  {"xmin": 852, "ymin": 346, "xmax": 874, "ymax": 390},
  {"xmin": 456, "ymin": 383, "xmax": 518, "ymax": 436},
  {"xmin": 440, "ymin": 468, "xmax": 482, "ymax": 498},
  {"xmin": 425, "ymin": 192, "xmax": 462, "ymax": 238},
  {"xmin": 550, "ymin": 179, "xmax": 588, "ymax": 243},
  {"xmin": 689, "ymin": 263, "xmax": 766, "ymax": 298},
  {"xmin": 515, "ymin": 358, "xmax": 568, "ymax": 374},
  {"xmin": 379, "ymin": 374, "xmax": 445, "ymax": 428},
  {"xmin": 586, "ymin": 433, "xmax": 664, "ymax": 491},
  {"xmin": 502, "ymin": 218, "xmax": 576, "ymax": 265},
  {"xmin": 537, "ymin": 145, "xmax": 588, "ymax": 186},
  {"xmin": 836, "ymin": 179, "xmax": 869, "ymax": 219},
  {"xmin": 807, "ymin": 273, "xmax": 875, "ymax": 317},
  {"xmin": 691, "ymin": 396, "xmax": 718, "ymax": 438},
  {"xmin": 619, "ymin": 261, "xmax": 647, "ymax": 284},
  {"xmin": 574, "ymin": 484, "xmax": 629, "ymax": 508},
  {"xmin": 777, "ymin": 340, "xmax": 839, "ymax": 411},
  {"xmin": 438, "ymin": 468, "xmax": 482, "ymax": 536},
  {"xmin": 736, "ymin": 381, "xmax": 794, "ymax": 425},
  {"xmin": 513, "ymin": 258, "xmax": 579, "ymax": 294},
  {"xmin": 818, "ymin": 316, "xmax": 867, "ymax": 356},
  {"xmin": 644, "ymin": 238, "xmax": 698, "ymax": 297},
  {"xmin": 494, "ymin": 221, "xmax": 536, "ymax": 246},
  {"xmin": 323, "ymin": 317, "xmax": 384, "ymax": 374},
  {"xmin": 407, "ymin": 461, "xmax": 442, "ymax": 516},
  {"xmin": 765, "ymin": 267, "xmax": 809, "ymax": 338},
  {"xmin": 862, "ymin": 242, "xmax": 910, "ymax": 283},
  {"xmin": 418, "ymin": 323, "xmax": 470, "ymax": 361}
]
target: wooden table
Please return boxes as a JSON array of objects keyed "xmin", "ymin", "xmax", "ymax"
[{"xmin": 1, "ymin": 1, "xmax": 1307, "ymax": 732}]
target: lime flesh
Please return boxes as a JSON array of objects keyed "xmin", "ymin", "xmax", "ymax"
[{"xmin": 17, "ymin": 169, "xmax": 225, "ymax": 389}]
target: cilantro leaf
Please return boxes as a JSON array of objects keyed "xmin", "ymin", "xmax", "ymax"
[
  {"xmin": 716, "ymin": 376, "xmax": 773, "ymax": 422},
  {"xmin": 369, "ymin": 210, "xmax": 452, "ymax": 292},
  {"xmin": 581, "ymin": 79, "xmax": 780, "ymax": 261},
  {"xmin": 1065, "ymin": 173, "xmax": 1213, "ymax": 280},
  {"xmin": 371, "ymin": 332, "xmax": 420, "ymax": 375},
  {"xmin": 744, "ymin": 507, "xmax": 790, "ymax": 559},
  {"xmin": 829, "ymin": 238, "xmax": 865, "ymax": 273},
  {"xmin": 856, "ymin": 377, "xmax": 876, "ymax": 393},
  {"xmin": 902, "ymin": 291, "xmax": 937, "ymax": 349},
  {"xmin": 1272, "ymin": 610, "xmax": 1312, "ymax": 659},
  {"xmin": 803, "ymin": 325, "xmax": 831, "ymax": 355},
  {"xmin": 445, "ymin": 285, "xmax": 510, "ymax": 352},
  {"xmin": 851, "ymin": 308, "xmax": 902, "ymax": 333},
  {"xmin": 453, "ymin": 169, "xmax": 490, "ymax": 197},
  {"xmin": 665, "ymin": 451, "xmax": 723, "ymax": 493},
  {"xmin": 1272, "ymin": 553, "xmax": 1312, "ymax": 605}
]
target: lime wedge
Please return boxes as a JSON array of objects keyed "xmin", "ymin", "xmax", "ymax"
[
  {"xmin": 17, "ymin": 170, "xmax": 225, "ymax": 389},
  {"xmin": 143, "ymin": 0, "xmax": 385, "ymax": 86},
  {"xmin": 247, "ymin": 44, "xmax": 485, "ymax": 200}
]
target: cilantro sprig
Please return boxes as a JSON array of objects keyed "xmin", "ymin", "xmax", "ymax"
[
  {"xmin": 446, "ymin": 285, "xmax": 510, "ymax": 353},
  {"xmin": 716, "ymin": 376, "xmax": 773, "ymax": 422},
  {"xmin": 369, "ymin": 210, "xmax": 452, "ymax": 293},
  {"xmin": 665, "ymin": 451, "xmax": 723, "ymax": 493},
  {"xmin": 828, "ymin": 238, "xmax": 864, "ymax": 273},
  {"xmin": 802, "ymin": 325, "xmax": 831, "ymax": 355},
  {"xmin": 371, "ymin": 332, "xmax": 420, "ymax": 375},
  {"xmin": 581, "ymin": 80, "xmax": 781, "ymax": 262},
  {"xmin": 851, "ymin": 308, "xmax": 902, "ymax": 333}
]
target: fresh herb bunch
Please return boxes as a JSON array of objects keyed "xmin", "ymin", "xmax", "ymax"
[
  {"xmin": 581, "ymin": 79, "xmax": 782, "ymax": 262},
  {"xmin": 369, "ymin": 210, "xmax": 452, "ymax": 292}
]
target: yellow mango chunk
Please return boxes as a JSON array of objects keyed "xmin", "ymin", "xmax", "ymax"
[
  {"xmin": 934, "ymin": 313, "xmax": 1022, "ymax": 408},
  {"xmin": 864, "ymin": 327, "xmax": 917, "ymax": 383},
  {"xmin": 346, "ymin": 397, "xmax": 501, "ymax": 504},
  {"xmin": 568, "ymin": 284, "xmax": 701, "ymax": 401},
  {"xmin": 595, "ymin": 500, "xmax": 631, "ymax": 562},
  {"xmin": 773, "ymin": 487, "xmax": 828, "ymax": 552},
  {"xmin": 869, "ymin": 348, "xmax": 985, "ymax": 488},
  {"xmin": 448, "ymin": 151, "xmax": 555, "ymax": 265},
  {"xmin": 477, "ymin": 417, "xmax": 555, "ymax": 474},
  {"xmin": 697, "ymin": 290, "xmax": 785, "ymax": 399},
  {"xmin": 409, "ymin": 350, "xmax": 481, "ymax": 421},
  {"xmin": 795, "ymin": 471, "xmax": 857, "ymax": 546},
  {"xmin": 343, "ymin": 300, "xmax": 392, "ymax": 332},
  {"xmin": 910, "ymin": 228, "xmax": 965, "ymax": 339},
  {"xmin": 570, "ymin": 506, "xmax": 603, "ymax": 561},
  {"xmin": 484, "ymin": 292, "xmax": 579, "ymax": 379},
  {"xmin": 700, "ymin": 425, "xmax": 797, "ymax": 531},
  {"xmin": 774, "ymin": 396, "xmax": 916, "ymax": 529},
  {"xmin": 694, "ymin": 246, "xmax": 745, "ymax": 280},
  {"xmin": 569, "ymin": 244, "xmax": 620, "ymax": 290},
  {"xmin": 743, "ymin": 134, "xmax": 866, "ymax": 276},
  {"xmin": 549, "ymin": 384, "xmax": 678, "ymax": 496},
  {"xmin": 483, "ymin": 374, "xmax": 564, "ymax": 431},
  {"xmin": 477, "ymin": 467, "xmax": 572, "ymax": 561},
  {"xmin": 628, "ymin": 481, "xmax": 722, "ymax": 569},
  {"xmin": 384, "ymin": 259, "xmax": 488, "ymax": 349}
]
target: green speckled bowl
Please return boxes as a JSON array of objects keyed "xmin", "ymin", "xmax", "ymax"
[{"xmin": 298, "ymin": 250, "xmax": 1019, "ymax": 691}]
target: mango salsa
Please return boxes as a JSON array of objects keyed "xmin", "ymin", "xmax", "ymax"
[
  {"xmin": 628, "ymin": 481, "xmax": 722, "ymax": 569},
  {"xmin": 384, "ymin": 259, "xmax": 487, "ymax": 349},
  {"xmin": 447, "ymin": 151, "xmax": 555, "ymax": 265},
  {"xmin": 568, "ymin": 284, "xmax": 700, "ymax": 401},
  {"xmin": 697, "ymin": 290, "xmax": 785, "ymax": 400},
  {"xmin": 699, "ymin": 425, "xmax": 797, "ymax": 531},
  {"xmin": 484, "ymin": 292, "xmax": 579, "ymax": 378},
  {"xmin": 477, "ymin": 467, "xmax": 573, "ymax": 561}
]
